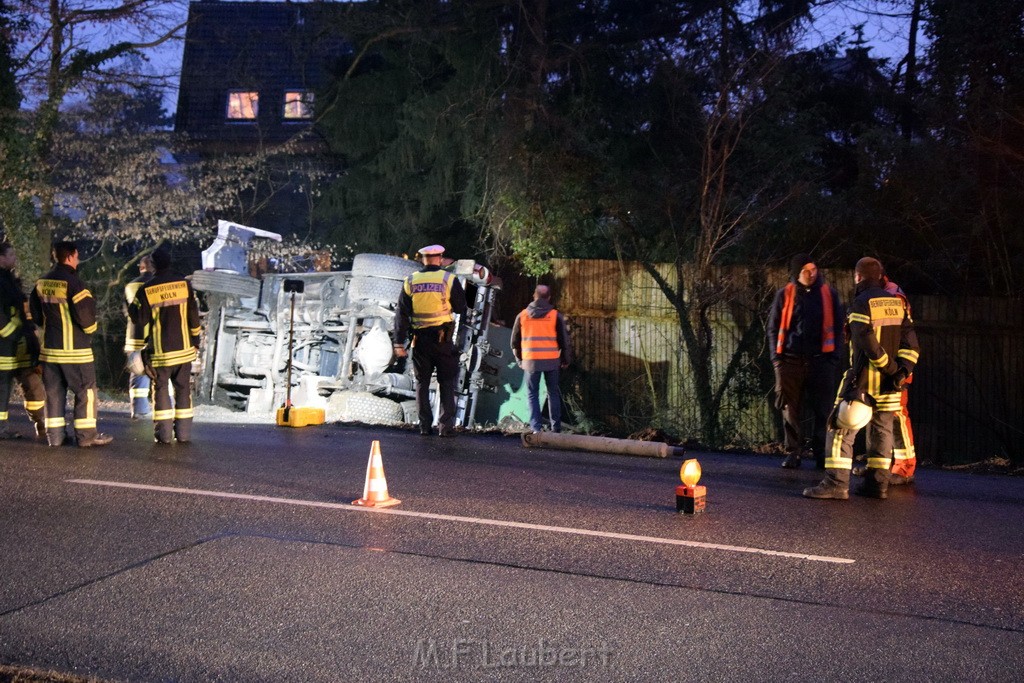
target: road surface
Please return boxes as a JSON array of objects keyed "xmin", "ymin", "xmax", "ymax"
[{"xmin": 1, "ymin": 411, "xmax": 1021, "ymax": 681}]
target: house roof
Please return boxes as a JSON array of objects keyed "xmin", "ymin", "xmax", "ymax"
[{"xmin": 174, "ymin": 0, "xmax": 353, "ymax": 147}]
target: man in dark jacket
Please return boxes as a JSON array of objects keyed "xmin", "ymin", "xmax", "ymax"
[
  {"xmin": 30, "ymin": 241, "xmax": 112, "ymax": 447},
  {"xmin": 766, "ymin": 253, "xmax": 844, "ymax": 469},
  {"xmin": 511, "ymin": 285, "xmax": 573, "ymax": 433},
  {"xmin": 804, "ymin": 257, "xmax": 920, "ymax": 501},
  {"xmin": 128, "ymin": 247, "xmax": 201, "ymax": 445},
  {"xmin": 0, "ymin": 241, "xmax": 46, "ymax": 440}
]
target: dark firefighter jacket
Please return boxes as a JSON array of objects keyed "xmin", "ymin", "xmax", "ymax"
[
  {"xmin": 123, "ymin": 271, "xmax": 153, "ymax": 353},
  {"xmin": 841, "ymin": 277, "xmax": 920, "ymax": 412},
  {"xmin": 128, "ymin": 269, "xmax": 201, "ymax": 368},
  {"xmin": 30, "ymin": 263, "xmax": 97, "ymax": 364},
  {"xmin": 0, "ymin": 268, "xmax": 36, "ymax": 370}
]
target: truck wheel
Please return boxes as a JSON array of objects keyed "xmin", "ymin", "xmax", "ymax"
[
  {"xmin": 191, "ymin": 270, "xmax": 262, "ymax": 298},
  {"xmin": 350, "ymin": 254, "xmax": 420, "ymax": 281},
  {"xmin": 327, "ymin": 391, "xmax": 405, "ymax": 425},
  {"xmin": 347, "ymin": 275, "xmax": 405, "ymax": 305}
]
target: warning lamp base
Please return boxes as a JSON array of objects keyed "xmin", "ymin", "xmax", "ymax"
[{"xmin": 676, "ymin": 484, "xmax": 707, "ymax": 514}]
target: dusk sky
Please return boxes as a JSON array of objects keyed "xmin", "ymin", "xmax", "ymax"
[{"xmin": 141, "ymin": 0, "xmax": 921, "ymax": 119}]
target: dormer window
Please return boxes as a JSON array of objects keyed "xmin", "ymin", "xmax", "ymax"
[
  {"xmin": 227, "ymin": 91, "xmax": 259, "ymax": 120},
  {"xmin": 283, "ymin": 90, "xmax": 314, "ymax": 120}
]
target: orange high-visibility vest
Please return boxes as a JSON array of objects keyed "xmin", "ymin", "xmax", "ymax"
[
  {"xmin": 519, "ymin": 310, "xmax": 560, "ymax": 361},
  {"xmin": 775, "ymin": 282, "xmax": 836, "ymax": 355}
]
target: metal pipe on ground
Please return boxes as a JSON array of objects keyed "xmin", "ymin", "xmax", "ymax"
[{"xmin": 521, "ymin": 431, "xmax": 684, "ymax": 458}]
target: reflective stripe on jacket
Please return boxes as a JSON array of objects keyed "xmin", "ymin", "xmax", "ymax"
[
  {"xmin": 123, "ymin": 273, "xmax": 153, "ymax": 352},
  {"xmin": 129, "ymin": 271, "xmax": 201, "ymax": 367},
  {"xmin": 404, "ymin": 269, "xmax": 454, "ymax": 329},
  {"xmin": 518, "ymin": 310, "xmax": 560, "ymax": 361},
  {"xmin": 844, "ymin": 281, "xmax": 920, "ymax": 411},
  {"xmin": 30, "ymin": 264, "xmax": 96, "ymax": 364}
]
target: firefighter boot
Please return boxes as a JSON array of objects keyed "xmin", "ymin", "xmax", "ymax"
[
  {"xmin": 854, "ymin": 480, "xmax": 889, "ymax": 499},
  {"xmin": 854, "ymin": 468, "xmax": 889, "ymax": 499},
  {"xmin": 803, "ymin": 472, "xmax": 849, "ymax": 500}
]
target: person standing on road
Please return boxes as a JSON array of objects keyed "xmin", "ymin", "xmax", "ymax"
[
  {"xmin": 30, "ymin": 241, "xmax": 112, "ymax": 448},
  {"xmin": 804, "ymin": 257, "xmax": 919, "ymax": 501},
  {"xmin": 766, "ymin": 253, "xmax": 844, "ymax": 469},
  {"xmin": 0, "ymin": 241, "xmax": 46, "ymax": 440},
  {"xmin": 123, "ymin": 254, "xmax": 155, "ymax": 419},
  {"xmin": 853, "ymin": 273, "xmax": 919, "ymax": 486},
  {"xmin": 392, "ymin": 245, "xmax": 468, "ymax": 437},
  {"xmin": 881, "ymin": 275, "xmax": 918, "ymax": 486},
  {"xmin": 128, "ymin": 247, "xmax": 201, "ymax": 445},
  {"xmin": 511, "ymin": 285, "xmax": 572, "ymax": 434}
]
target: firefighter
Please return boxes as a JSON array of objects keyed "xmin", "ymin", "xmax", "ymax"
[
  {"xmin": 30, "ymin": 241, "xmax": 113, "ymax": 447},
  {"xmin": 128, "ymin": 247, "xmax": 201, "ymax": 445},
  {"xmin": 0, "ymin": 241, "xmax": 46, "ymax": 440},
  {"xmin": 123, "ymin": 255, "xmax": 155, "ymax": 418},
  {"xmin": 804, "ymin": 257, "xmax": 919, "ymax": 500},
  {"xmin": 852, "ymin": 275, "xmax": 918, "ymax": 485},
  {"xmin": 392, "ymin": 244, "xmax": 468, "ymax": 437}
]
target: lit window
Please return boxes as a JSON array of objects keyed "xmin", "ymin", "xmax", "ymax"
[
  {"xmin": 227, "ymin": 91, "xmax": 259, "ymax": 120},
  {"xmin": 283, "ymin": 91, "xmax": 314, "ymax": 120}
]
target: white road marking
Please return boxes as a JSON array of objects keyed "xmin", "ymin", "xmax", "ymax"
[{"xmin": 67, "ymin": 478, "xmax": 855, "ymax": 564}]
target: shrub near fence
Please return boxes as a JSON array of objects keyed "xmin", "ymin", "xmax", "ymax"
[{"xmin": 548, "ymin": 258, "xmax": 1024, "ymax": 465}]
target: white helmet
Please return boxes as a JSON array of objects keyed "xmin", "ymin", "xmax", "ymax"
[
  {"xmin": 126, "ymin": 351, "xmax": 145, "ymax": 376},
  {"xmin": 836, "ymin": 399, "xmax": 872, "ymax": 430}
]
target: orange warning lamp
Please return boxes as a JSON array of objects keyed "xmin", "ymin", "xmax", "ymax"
[
  {"xmin": 680, "ymin": 459, "xmax": 701, "ymax": 487},
  {"xmin": 676, "ymin": 458, "xmax": 707, "ymax": 514}
]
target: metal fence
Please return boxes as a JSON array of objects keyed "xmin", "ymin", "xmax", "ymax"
[{"xmin": 545, "ymin": 258, "xmax": 1024, "ymax": 464}]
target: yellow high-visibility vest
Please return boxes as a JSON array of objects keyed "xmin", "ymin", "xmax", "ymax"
[{"xmin": 405, "ymin": 270, "xmax": 455, "ymax": 329}]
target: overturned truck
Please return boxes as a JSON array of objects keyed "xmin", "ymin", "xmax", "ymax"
[{"xmin": 190, "ymin": 223, "xmax": 526, "ymax": 428}]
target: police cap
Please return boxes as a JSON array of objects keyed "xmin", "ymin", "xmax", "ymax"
[{"xmin": 419, "ymin": 244, "xmax": 445, "ymax": 257}]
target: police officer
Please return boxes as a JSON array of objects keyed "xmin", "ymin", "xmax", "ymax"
[
  {"xmin": 128, "ymin": 247, "xmax": 201, "ymax": 445},
  {"xmin": 392, "ymin": 245, "xmax": 468, "ymax": 436},
  {"xmin": 0, "ymin": 241, "xmax": 46, "ymax": 440},
  {"xmin": 123, "ymin": 254, "xmax": 155, "ymax": 418},
  {"xmin": 804, "ymin": 257, "xmax": 920, "ymax": 500},
  {"xmin": 30, "ymin": 241, "xmax": 112, "ymax": 447}
]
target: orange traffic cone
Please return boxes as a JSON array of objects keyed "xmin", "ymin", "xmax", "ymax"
[{"xmin": 352, "ymin": 440, "xmax": 401, "ymax": 508}]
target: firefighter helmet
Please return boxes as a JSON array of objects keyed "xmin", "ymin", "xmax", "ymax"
[{"xmin": 836, "ymin": 398, "xmax": 872, "ymax": 430}]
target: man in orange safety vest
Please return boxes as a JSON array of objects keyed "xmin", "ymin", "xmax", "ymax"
[{"xmin": 511, "ymin": 285, "xmax": 573, "ymax": 434}]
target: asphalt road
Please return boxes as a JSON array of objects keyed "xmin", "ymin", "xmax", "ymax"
[{"xmin": 1, "ymin": 411, "xmax": 1022, "ymax": 682}]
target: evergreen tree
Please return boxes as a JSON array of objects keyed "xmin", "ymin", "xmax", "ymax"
[{"xmin": 0, "ymin": 0, "xmax": 36, "ymax": 268}]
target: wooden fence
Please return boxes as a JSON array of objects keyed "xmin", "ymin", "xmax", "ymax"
[{"xmin": 543, "ymin": 258, "xmax": 1024, "ymax": 464}]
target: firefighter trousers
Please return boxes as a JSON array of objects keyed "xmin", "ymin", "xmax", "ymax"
[
  {"xmin": 42, "ymin": 362, "xmax": 99, "ymax": 446},
  {"xmin": 891, "ymin": 393, "xmax": 916, "ymax": 478},
  {"xmin": 823, "ymin": 409, "xmax": 896, "ymax": 489},
  {"xmin": 153, "ymin": 363, "xmax": 192, "ymax": 443},
  {"xmin": 0, "ymin": 366, "xmax": 46, "ymax": 435}
]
